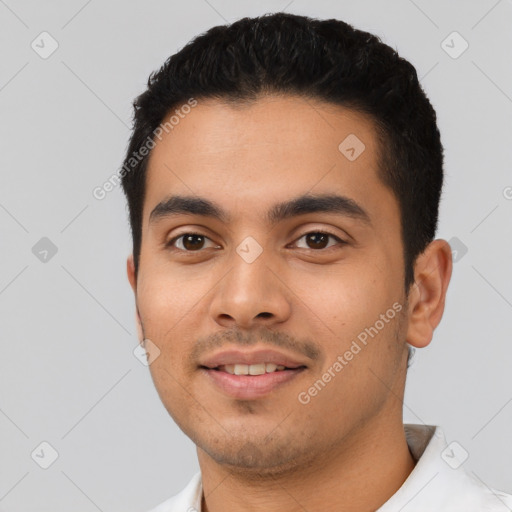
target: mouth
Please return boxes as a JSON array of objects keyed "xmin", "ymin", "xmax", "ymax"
[
  {"xmin": 199, "ymin": 349, "xmax": 308, "ymax": 399},
  {"xmin": 209, "ymin": 363, "xmax": 302, "ymax": 375}
]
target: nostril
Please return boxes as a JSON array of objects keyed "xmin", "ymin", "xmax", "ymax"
[{"xmin": 257, "ymin": 312, "xmax": 272, "ymax": 319}]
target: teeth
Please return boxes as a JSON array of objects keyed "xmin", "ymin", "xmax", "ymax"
[
  {"xmin": 220, "ymin": 363, "xmax": 287, "ymax": 375},
  {"xmin": 249, "ymin": 363, "xmax": 266, "ymax": 375},
  {"xmin": 234, "ymin": 364, "xmax": 249, "ymax": 375}
]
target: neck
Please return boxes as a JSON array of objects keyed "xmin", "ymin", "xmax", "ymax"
[{"xmin": 198, "ymin": 417, "xmax": 416, "ymax": 512}]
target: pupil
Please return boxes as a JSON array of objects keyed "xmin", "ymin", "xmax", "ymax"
[
  {"xmin": 307, "ymin": 233, "xmax": 328, "ymax": 249},
  {"xmin": 184, "ymin": 235, "xmax": 204, "ymax": 250}
]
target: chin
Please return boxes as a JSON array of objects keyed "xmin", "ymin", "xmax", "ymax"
[{"xmin": 195, "ymin": 429, "xmax": 314, "ymax": 477}]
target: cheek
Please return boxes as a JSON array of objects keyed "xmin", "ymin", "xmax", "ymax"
[
  {"xmin": 288, "ymin": 260, "xmax": 387, "ymax": 333},
  {"xmin": 136, "ymin": 269, "xmax": 198, "ymax": 332},
  {"xmin": 136, "ymin": 292, "xmax": 183, "ymax": 378},
  {"xmin": 288, "ymin": 261, "xmax": 404, "ymax": 385}
]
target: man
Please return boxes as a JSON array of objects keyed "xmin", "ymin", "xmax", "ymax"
[{"xmin": 121, "ymin": 12, "xmax": 511, "ymax": 512}]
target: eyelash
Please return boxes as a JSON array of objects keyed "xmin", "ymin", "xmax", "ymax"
[{"xmin": 165, "ymin": 230, "xmax": 346, "ymax": 253}]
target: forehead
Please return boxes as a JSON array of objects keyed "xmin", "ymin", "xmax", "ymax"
[{"xmin": 143, "ymin": 95, "xmax": 398, "ymax": 233}]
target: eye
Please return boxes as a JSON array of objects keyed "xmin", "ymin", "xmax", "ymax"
[
  {"xmin": 293, "ymin": 231, "xmax": 346, "ymax": 250},
  {"xmin": 166, "ymin": 233, "xmax": 220, "ymax": 252},
  {"xmin": 165, "ymin": 230, "xmax": 346, "ymax": 254}
]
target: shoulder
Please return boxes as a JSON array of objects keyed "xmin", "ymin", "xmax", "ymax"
[
  {"xmin": 457, "ymin": 472, "xmax": 512, "ymax": 511},
  {"xmin": 383, "ymin": 425, "xmax": 512, "ymax": 511}
]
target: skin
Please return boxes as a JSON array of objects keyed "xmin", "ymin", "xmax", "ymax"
[{"xmin": 127, "ymin": 95, "xmax": 452, "ymax": 512}]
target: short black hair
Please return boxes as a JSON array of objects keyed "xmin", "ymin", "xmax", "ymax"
[{"xmin": 121, "ymin": 12, "xmax": 443, "ymax": 293}]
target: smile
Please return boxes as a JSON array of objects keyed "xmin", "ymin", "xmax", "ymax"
[
  {"xmin": 201, "ymin": 365, "xmax": 306, "ymax": 399},
  {"xmin": 199, "ymin": 347, "xmax": 309, "ymax": 399},
  {"xmin": 216, "ymin": 363, "xmax": 288, "ymax": 375}
]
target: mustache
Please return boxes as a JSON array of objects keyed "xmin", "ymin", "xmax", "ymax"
[{"xmin": 190, "ymin": 327, "xmax": 321, "ymax": 363}]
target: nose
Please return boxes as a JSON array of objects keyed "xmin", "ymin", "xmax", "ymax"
[{"xmin": 209, "ymin": 247, "xmax": 292, "ymax": 330}]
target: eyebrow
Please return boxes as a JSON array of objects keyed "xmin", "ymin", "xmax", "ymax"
[{"xmin": 149, "ymin": 193, "xmax": 372, "ymax": 227}]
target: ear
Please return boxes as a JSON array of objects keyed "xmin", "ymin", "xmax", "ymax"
[
  {"xmin": 127, "ymin": 253, "xmax": 137, "ymax": 293},
  {"xmin": 405, "ymin": 239, "xmax": 453, "ymax": 349},
  {"xmin": 127, "ymin": 254, "xmax": 144, "ymax": 343}
]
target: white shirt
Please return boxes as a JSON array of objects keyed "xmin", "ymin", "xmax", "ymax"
[{"xmin": 146, "ymin": 424, "xmax": 512, "ymax": 511}]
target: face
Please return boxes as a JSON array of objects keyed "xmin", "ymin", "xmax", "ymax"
[{"xmin": 128, "ymin": 95, "xmax": 412, "ymax": 474}]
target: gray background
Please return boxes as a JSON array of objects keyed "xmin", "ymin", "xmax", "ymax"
[{"xmin": 1, "ymin": 0, "xmax": 511, "ymax": 510}]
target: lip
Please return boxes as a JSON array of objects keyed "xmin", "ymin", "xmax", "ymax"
[
  {"xmin": 199, "ymin": 348, "xmax": 308, "ymax": 399},
  {"xmin": 201, "ymin": 366, "xmax": 306, "ymax": 399},
  {"xmin": 200, "ymin": 348, "xmax": 308, "ymax": 369}
]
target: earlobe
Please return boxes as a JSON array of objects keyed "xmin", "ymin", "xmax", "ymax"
[{"xmin": 405, "ymin": 239, "xmax": 453, "ymax": 349}]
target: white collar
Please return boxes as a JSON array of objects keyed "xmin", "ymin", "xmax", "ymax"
[{"xmin": 147, "ymin": 424, "xmax": 512, "ymax": 511}]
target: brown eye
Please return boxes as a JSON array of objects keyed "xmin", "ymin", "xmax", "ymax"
[
  {"xmin": 294, "ymin": 231, "xmax": 345, "ymax": 250},
  {"xmin": 305, "ymin": 232, "xmax": 329, "ymax": 249},
  {"xmin": 181, "ymin": 234, "xmax": 205, "ymax": 251},
  {"xmin": 167, "ymin": 233, "xmax": 218, "ymax": 252}
]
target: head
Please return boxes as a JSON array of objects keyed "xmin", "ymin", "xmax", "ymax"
[{"xmin": 122, "ymin": 13, "xmax": 452, "ymax": 474}]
